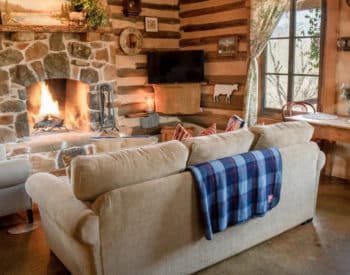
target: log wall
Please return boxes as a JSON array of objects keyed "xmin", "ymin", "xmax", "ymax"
[
  {"xmin": 107, "ymin": 0, "xmax": 181, "ymax": 130},
  {"xmin": 179, "ymin": 0, "xmax": 250, "ymax": 120},
  {"xmin": 107, "ymin": 0, "xmax": 251, "ymax": 130}
]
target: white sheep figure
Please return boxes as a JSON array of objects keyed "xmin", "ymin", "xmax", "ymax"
[{"xmin": 213, "ymin": 84, "xmax": 239, "ymax": 103}]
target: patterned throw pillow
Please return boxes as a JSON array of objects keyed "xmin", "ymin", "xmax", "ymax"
[
  {"xmin": 225, "ymin": 115, "xmax": 245, "ymax": 132},
  {"xmin": 173, "ymin": 124, "xmax": 193, "ymax": 140},
  {"xmin": 199, "ymin": 123, "xmax": 217, "ymax": 136}
]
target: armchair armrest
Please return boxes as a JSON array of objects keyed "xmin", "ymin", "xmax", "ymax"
[
  {"xmin": 26, "ymin": 173, "xmax": 99, "ymax": 245},
  {"xmin": 0, "ymin": 144, "xmax": 6, "ymax": 161},
  {"xmin": 317, "ymin": 150, "xmax": 326, "ymax": 172},
  {"xmin": 0, "ymin": 159, "xmax": 31, "ymax": 188}
]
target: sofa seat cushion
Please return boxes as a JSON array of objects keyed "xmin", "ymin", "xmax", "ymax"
[
  {"xmin": 71, "ymin": 141, "xmax": 189, "ymax": 201},
  {"xmin": 182, "ymin": 129, "xmax": 255, "ymax": 166},
  {"xmin": 250, "ymin": 121, "xmax": 314, "ymax": 150}
]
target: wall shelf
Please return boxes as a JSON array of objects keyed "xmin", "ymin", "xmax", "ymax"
[{"xmin": 0, "ymin": 25, "xmax": 112, "ymax": 33}]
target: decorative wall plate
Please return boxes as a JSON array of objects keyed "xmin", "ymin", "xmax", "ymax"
[{"xmin": 119, "ymin": 27, "xmax": 143, "ymax": 55}]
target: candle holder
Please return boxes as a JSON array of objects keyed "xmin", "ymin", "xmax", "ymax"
[{"xmin": 145, "ymin": 96, "xmax": 154, "ymax": 113}]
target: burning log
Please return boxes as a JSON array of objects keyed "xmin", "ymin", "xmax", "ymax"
[{"xmin": 34, "ymin": 115, "xmax": 64, "ymax": 131}]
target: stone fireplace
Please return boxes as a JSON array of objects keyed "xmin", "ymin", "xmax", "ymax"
[
  {"xmin": 0, "ymin": 30, "xmax": 117, "ymax": 172},
  {"xmin": 0, "ymin": 31, "xmax": 116, "ymax": 143}
]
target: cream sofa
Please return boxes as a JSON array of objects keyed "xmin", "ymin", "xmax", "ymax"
[{"xmin": 26, "ymin": 121, "xmax": 325, "ymax": 275}]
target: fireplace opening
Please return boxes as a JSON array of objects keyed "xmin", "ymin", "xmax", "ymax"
[{"xmin": 26, "ymin": 79, "xmax": 91, "ymax": 135}]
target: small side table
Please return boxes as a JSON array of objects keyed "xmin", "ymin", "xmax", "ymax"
[{"xmin": 160, "ymin": 126, "xmax": 195, "ymax": 142}]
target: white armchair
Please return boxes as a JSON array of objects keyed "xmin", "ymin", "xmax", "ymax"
[{"xmin": 0, "ymin": 144, "xmax": 33, "ymax": 224}]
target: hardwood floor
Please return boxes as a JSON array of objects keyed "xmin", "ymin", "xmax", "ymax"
[{"xmin": 0, "ymin": 176, "xmax": 349, "ymax": 275}]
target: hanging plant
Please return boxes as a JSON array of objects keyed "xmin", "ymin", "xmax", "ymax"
[{"xmin": 71, "ymin": 0, "xmax": 108, "ymax": 29}]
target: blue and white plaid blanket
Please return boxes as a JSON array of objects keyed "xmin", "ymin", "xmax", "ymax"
[{"xmin": 187, "ymin": 148, "xmax": 282, "ymax": 240}]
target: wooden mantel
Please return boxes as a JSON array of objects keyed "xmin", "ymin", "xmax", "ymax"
[{"xmin": 0, "ymin": 25, "xmax": 113, "ymax": 33}]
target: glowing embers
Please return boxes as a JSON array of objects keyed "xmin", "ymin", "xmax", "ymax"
[{"xmin": 27, "ymin": 79, "xmax": 90, "ymax": 135}]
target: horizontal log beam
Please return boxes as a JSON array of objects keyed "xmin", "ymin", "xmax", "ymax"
[
  {"xmin": 117, "ymin": 85, "xmax": 154, "ymax": 95},
  {"xmin": 117, "ymin": 68, "xmax": 147, "ymax": 78},
  {"xmin": 108, "ymin": 0, "xmax": 179, "ymax": 10},
  {"xmin": 180, "ymin": 1, "xmax": 246, "ymax": 18},
  {"xmin": 205, "ymin": 75, "xmax": 247, "ymax": 84},
  {"xmin": 181, "ymin": 19, "xmax": 248, "ymax": 32},
  {"xmin": 118, "ymin": 102, "xmax": 148, "ymax": 116},
  {"xmin": 113, "ymin": 29, "xmax": 181, "ymax": 39},
  {"xmin": 110, "ymin": 14, "xmax": 181, "ymax": 24},
  {"xmin": 180, "ymin": 0, "xmax": 207, "ymax": 4},
  {"xmin": 179, "ymin": 112, "xmax": 231, "ymax": 130},
  {"xmin": 205, "ymin": 51, "xmax": 248, "ymax": 62},
  {"xmin": 180, "ymin": 34, "xmax": 247, "ymax": 47},
  {"xmin": 200, "ymin": 94, "xmax": 244, "ymax": 110}
]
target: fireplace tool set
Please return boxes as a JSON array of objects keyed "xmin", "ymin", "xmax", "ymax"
[{"xmin": 99, "ymin": 83, "xmax": 119, "ymax": 133}]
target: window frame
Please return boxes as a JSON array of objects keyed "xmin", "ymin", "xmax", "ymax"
[{"xmin": 260, "ymin": 0, "xmax": 326, "ymax": 116}]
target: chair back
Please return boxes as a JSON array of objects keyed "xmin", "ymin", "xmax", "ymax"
[{"xmin": 282, "ymin": 101, "xmax": 316, "ymax": 121}]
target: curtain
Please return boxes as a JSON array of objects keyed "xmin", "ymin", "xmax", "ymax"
[{"xmin": 243, "ymin": 0, "xmax": 290, "ymax": 126}]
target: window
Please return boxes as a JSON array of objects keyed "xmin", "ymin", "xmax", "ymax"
[{"xmin": 261, "ymin": 0, "xmax": 325, "ymax": 113}]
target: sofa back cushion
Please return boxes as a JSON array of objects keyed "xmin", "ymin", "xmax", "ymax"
[
  {"xmin": 250, "ymin": 121, "xmax": 314, "ymax": 150},
  {"xmin": 71, "ymin": 141, "xmax": 189, "ymax": 201},
  {"xmin": 182, "ymin": 129, "xmax": 255, "ymax": 166}
]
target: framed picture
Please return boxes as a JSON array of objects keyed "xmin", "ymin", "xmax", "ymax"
[
  {"xmin": 145, "ymin": 17, "xmax": 158, "ymax": 32},
  {"xmin": 1, "ymin": 0, "xmax": 72, "ymax": 26},
  {"xmin": 217, "ymin": 36, "xmax": 238, "ymax": 57}
]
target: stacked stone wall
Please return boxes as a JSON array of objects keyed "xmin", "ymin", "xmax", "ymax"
[{"xmin": 0, "ymin": 32, "xmax": 116, "ymax": 143}]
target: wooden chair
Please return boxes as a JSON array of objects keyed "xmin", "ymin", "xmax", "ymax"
[{"xmin": 281, "ymin": 101, "xmax": 316, "ymax": 121}]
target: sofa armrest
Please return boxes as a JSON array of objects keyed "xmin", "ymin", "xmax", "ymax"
[
  {"xmin": 0, "ymin": 159, "xmax": 31, "ymax": 188},
  {"xmin": 25, "ymin": 173, "xmax": 99, "ymax": 245}
]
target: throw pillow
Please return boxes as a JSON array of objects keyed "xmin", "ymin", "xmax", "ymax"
[
  {"xmin": 199, "ymin": 123, "xmax": 216, "ymax": 136},
  {"xmin": 225, "ymin": 115, "xmax": 245, "ymax": 132},
  {"xmin": 173, "ymin": 124, "xmax": 193, "ymax": 140}
]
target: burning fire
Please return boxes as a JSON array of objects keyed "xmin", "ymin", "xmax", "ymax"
[
  {"xmin": 26, "ymin": 79, "xmax": 90, "ymax": 134},
  {"xmin": 38, "ymin": 82, "xmax": 60, "ymax": 116}
]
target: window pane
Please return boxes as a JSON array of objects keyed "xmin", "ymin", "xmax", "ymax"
[
  {"xmin": 271, "ymin": 11, "xmax": 290, "ymax": 38},
  {"xmin": 292, "ymin": 76, "xmax": 319, "ymax": 102},
  {"xmin": 294, "ymin": 37, "xmax": 320, "ymax": 75},
  {"xmin": 295, "ymin": 5, "xmax": 321, "ymax": 37},
  {"xmin": 264, "ymin": 75, "xmax": 288, "ymax": 109},
  {"xmin": 266, "ymin": 39, "xmax": 289, "ymax": 74}
]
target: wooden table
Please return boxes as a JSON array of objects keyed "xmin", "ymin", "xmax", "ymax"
[
  {"xmin": 286, "ymin": 114, "xmax": 350, "ymax": 175},
  {"xmin": 286, "ymin": 114, "xmax": 350, "ymax": 143}
]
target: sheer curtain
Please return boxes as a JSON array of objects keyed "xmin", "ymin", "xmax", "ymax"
[{"xmin": 243, "ymin": 0, "xmax": 290, "ymax": 126}]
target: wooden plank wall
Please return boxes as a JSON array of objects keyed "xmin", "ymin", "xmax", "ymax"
[
  {"xmin": 179, "ymin": 0, "xmax": 250, "ymax": 119},
  {"xmin": 107, "ymin": 0, "xmax": 181, "ymax": 129}
]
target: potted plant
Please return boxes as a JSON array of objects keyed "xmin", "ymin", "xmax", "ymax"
[{"xmin": 71, "ymin": 0, "xmax": 108, "ymax": 29}]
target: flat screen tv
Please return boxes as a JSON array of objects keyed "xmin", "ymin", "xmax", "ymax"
[{"xmin": 147, "ymin": 50, "xmax": 205, "ymax": 84}]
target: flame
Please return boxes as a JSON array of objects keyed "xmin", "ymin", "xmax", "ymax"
[{"xmin": 38, "ymin": 82, "xmax": 60, "ymax": 116}]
